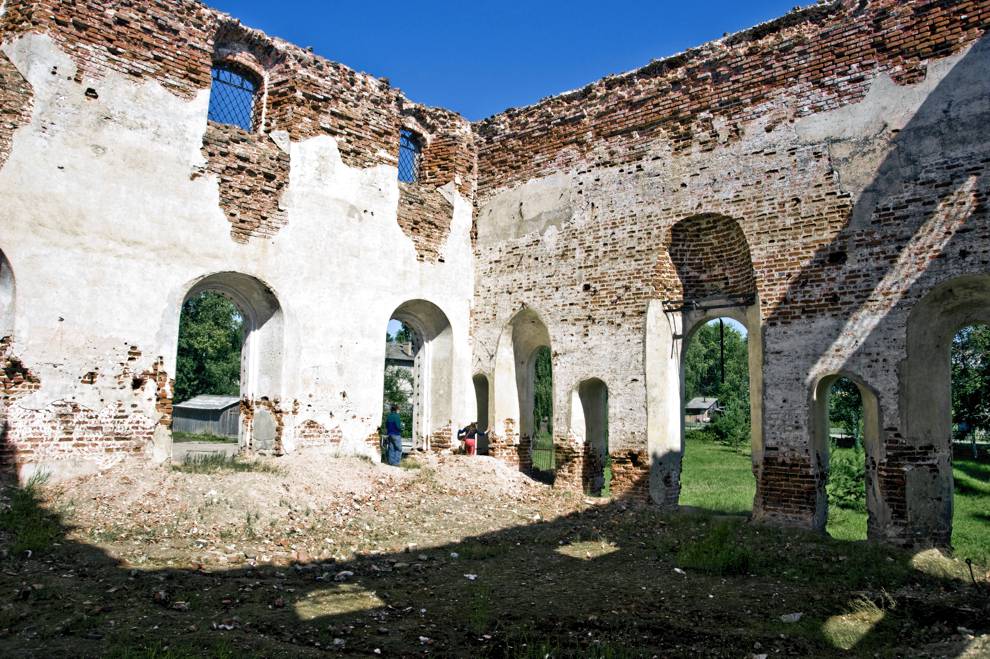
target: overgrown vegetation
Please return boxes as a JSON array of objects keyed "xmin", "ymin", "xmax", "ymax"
[
  {"xmin": 683, "ymin": 319, "xmax": 749, "ymax": 447},
  {"xmin": 172, "ymin": 431, "xmax": 237, "ymax": 444},
  {"xmin": 952, "ymin": 324, "xmax": 990, "ymax": 443},
  {"xmin": 171, "ymin": 454, "xmax": 283, "ymax": 475},
  {"xmin": 0, "ymin": 473, "xmax": 62, "ymax": 555},
  {"xmin": 174, "ymin": 291, "xmax": 244, "ymax": 404},
  {"xmin": 533, "ymin": 345, "xmax": 553, "ymax": 435},
  {"xmin": 826, "ymin": 444, "xmax": 867, "ymax": 513},
  {"xmin": 382, "ymin": 321, "xmax": 414, "ymax": 438}
]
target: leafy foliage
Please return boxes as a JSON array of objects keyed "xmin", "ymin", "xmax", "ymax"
[
  {"xmin": 382, "ymin": 361, "xmax": 413, "ymax": 438},
  {"xmin": 683, "ymin": 320, "xmax": 749, "ymax": 446},
  {"xmin": 827, "ymin": 445, "xmax": 867, "ymax": 513},
  {"xmin": 951, "ymin": 324, "xmax": 990, "ymax": 440},
  {"xmin": 533, "ymin": 346, "xmax": 553, "ymax": 434},
  {"xmin": 828, "ymin": 377, "xmax": 863, "ymax": 443},
  {"xmin": 174, "ymin": 292, "xmax": 244, "ymax": 404},
  {"xmin": 0, "ymin": 473, "xmax": 62, "ymax": 555}
]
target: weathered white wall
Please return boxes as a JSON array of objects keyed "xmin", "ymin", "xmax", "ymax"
[{"xmin": 0, "ymin": 33, "xmax": 475, "ymax": 478}]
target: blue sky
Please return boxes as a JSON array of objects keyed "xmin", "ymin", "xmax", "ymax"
[{"xmin": 210, "ymin": 0, "xmax": 808, "ymax": 121}]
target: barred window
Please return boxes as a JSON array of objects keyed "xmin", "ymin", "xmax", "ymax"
[
  {"xmin": 398, "ymin": 129, "xmax": 422, "ymax": 183},
  {"xmin": 208, "ymin": 65, "xmax": 257, "ymax": 131}
]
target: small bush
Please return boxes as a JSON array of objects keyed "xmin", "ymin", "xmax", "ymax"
[
  {"xmin": 828, "ymin": 446, "xmax": 867, "ymax": 513},
  {"xmin": 676, "ymin": 522, "xmax": 752, "ymax": 575},
  {"xmin": 0, "ymin": 473, "xmax": 62, "ymax": 555}
]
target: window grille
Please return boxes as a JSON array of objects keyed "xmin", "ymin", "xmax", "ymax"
[
  {"xmin": 208, "ymin": 65, "xmax": 257, "ymax": 131},
  {"xmin": 398, "ymin": 129, "xmax": 422, "ymax": 183}
]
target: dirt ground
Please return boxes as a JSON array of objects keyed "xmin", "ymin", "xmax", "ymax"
[{"xmin": 0, "ymin": 453, "xmax": 987, "ymax": 657}]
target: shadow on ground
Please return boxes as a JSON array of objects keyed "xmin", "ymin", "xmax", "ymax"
[{"xmin": 0, "ymin": 462, "xmax": 986, "ymax": 658}]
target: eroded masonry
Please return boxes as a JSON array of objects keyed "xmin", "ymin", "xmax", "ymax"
[{"xmin": 1, "ymin": 0, "xmax": 988, "ymax": 548}]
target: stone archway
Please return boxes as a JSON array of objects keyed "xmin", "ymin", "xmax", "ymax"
[
  {"xmin": 174, "ymin": 272, "xmax": 284, "ymax": 454},
  {"xmin": 810, "ymin": 373, "xmax": 884, "ymax": 538},
  {"xmin": 387, "ymin": 300, "xmax": 454, "ymax": 452},
  {"xmin": 900, "ymin": 274, "xmax": 990, "ymax": 546},
  {"xmin": 647, "ymin": 214, "xmax": 763, "ymax": 508}
]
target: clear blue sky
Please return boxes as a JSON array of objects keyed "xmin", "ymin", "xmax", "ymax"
[{"xmin": 209, "ymin": 0, "xmax": 808, "ymax": 121}]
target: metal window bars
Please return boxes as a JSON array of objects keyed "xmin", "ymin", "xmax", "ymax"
[
  {"xmin": 398, "ymin": 129, "xmax": 422, "ymax": 183},
  {"xmin": 207, "ymin": 66, "xmax": 257, "ymax": 132}
]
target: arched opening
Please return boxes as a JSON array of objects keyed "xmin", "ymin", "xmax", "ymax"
[
  {"xmin": 207, "ymin": 63, "xmax": 259, "ymax": 132},
  {"xmin": 382, "ymin": 300, "xmax": 453, "ymax": 453},
  {"xmin": 679, "ymin": 317, "xmax": 754, "ymax": 514},
  {"xmin": 491, "ymin": 307, "xmax": 553, "ymax": 476},
  {"xmin": 949, "ymin": 323, "xmax": 990, "ymax": 563},
  {"xmin": 0, "ymin": 249, "xmax": 13, "ymax": 340},
  {"xmin": 648, "ymin": 213, "xmax": 763, "ymax": 509},
  {"xmin": 811, "ymin": 375, "xmax": 881, "ymax": 540},
  {"xmin": 472, "ymin": 373, "xmax": 490, "ymax": 454},
  {"xmin": 172, "ymin": 273, "xmax": 284, "ymax": 457},
  {"xmin": 903, "ymin": 274, "xmax": 990, "ymax": 547},
  {"xmin": 573, "ymin": 378, "xmax": 609, "ymax": 496}
]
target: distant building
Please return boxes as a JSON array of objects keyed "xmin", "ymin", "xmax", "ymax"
[
  {"xmin": 172, "ymin": 395, "xmax": 240, "ymax": 438},
  {"xmin": 685, "ymin": 397, "xmax": 720, "ymax": 425}
]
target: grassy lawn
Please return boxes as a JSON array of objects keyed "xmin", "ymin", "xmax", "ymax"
[
  {"xmin": 681, "ymin": 435, "xmax": 990, "ymax": 564},
  {"xmin": 679, "ymin": 435, "xmax": 755, "ymax": 514},
  {"xmin": 172, "ymin": 431, "xmax": 237, "ymax": 444}
]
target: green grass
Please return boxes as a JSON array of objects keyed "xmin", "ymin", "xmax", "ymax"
[
  {"xmin": 951, "ymin": 457, "xmax": 990, "ymax": 565},
  {"xmin": 172, "ymin": 431, "xmax": 237, "ymax": 444},
  {"xmin": 678, "ymin": 437, "xmax": 754, "ymax": 514},
  {"xmin": 171, "ymin": 453, "xmax": 283, "ymax": 475},
  {"xmin": 676, "ymin": 521, "xmax": 753, "ymax": 575},
  {"xmin": 0, "ymin": 473, "xmax": 63, "ymax": 555},
  {"xmin": 680, "ymin": 435, "xmax": 990, "ymax": 564},
  {"xmin": 531, "ymin": 431, "xmax": 555, "ymax": 472}
]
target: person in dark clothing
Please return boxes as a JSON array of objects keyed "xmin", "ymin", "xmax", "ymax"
[
  {"xmin": 457, "ymin": 422, "xmax": 478, "ymax": 456},
  {"xmin": 384, "ymin": 404, "xmax": 403, "ymax": 466}
]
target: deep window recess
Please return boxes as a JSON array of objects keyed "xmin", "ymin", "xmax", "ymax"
[
  {"xmin": 208, "ymin": 66, "xmax": 257, "ymax": 131},
  {"xmin": 398, "ymin": 129, "xmax": 422, "ymax": 183}
]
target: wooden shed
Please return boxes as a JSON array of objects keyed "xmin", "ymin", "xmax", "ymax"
[{"xmin": 172, "ymin": 395, "xmax": 240, "ymax": 438}]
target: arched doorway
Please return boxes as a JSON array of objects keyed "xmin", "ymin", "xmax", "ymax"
[
  {"xmin": 573, "ymin": 378, "xmax": 608, "ymax": 496},
  {"xmin": 173, "ymin": 272, "xmax": 284, "ymax": 455},
  {"xmin": 0, "ymin": 248, "xmax": 13, "ymax": 340},
  {"xmin": 902, "ymin": 274, "xmax": 990, "ymax": 546},
  {"xmin": 679, "ymin": 316, "xmax": 754, "ymax": 514},
  {"xmin": 383, "ymin": 300, "xmax": 453, "ymax": 452},
  {"xmin": 492, "ymin": 307, "xmax": 554, "ymax": 476},
  {"xmin": 647, "ymin": 214, "xmax": 763, "ymax": 509},
  {"xmin": 473, "ymin": 373, "xmax": 490, "ymax": 454},
  {"xmin": 811, "ymin": 374, "xmax": 882, "ymax": 540}
]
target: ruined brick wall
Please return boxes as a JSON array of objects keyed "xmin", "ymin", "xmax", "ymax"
[
  {"xmin": 0, "ymin": 50, "xmax": 33, "ymax": 170},
  {"xmin": 660, "ymin": 214, "xmax": 757, "ymax": 302},
  {"xmin": 474, "ymin": 0, "xmax": 990, "ymax": 200},
  {"xmin": 471, "ymin": 0, "xmax": 990, "ymax": 545},
  {"xmin": 0, "ymin": 0, "xmax": 477, "ymax": 476},
  {"xmin": 200, "ymin": 125, "xmax": 290, "ymax": 242}
]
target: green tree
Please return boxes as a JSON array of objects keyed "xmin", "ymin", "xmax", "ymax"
[
  {"xmin": 828, "ymin": 377, "xmax": 863, "ymax": 444},
  {"xmin": 952, "ymin": 325, "xmax": 990, "ymax": 447},
  {"xmin": 382, "ymin": 362, "xmax": 413, "ymax": 438},
  {"xmin": 174, "ymin": 291, "xmax": 244, "ymax": 403},
  {"xmin": 683, "ymin": 320, "xmax": 750, "ymax": 446},
  {"xmin": 533, "ymin": 346, "xmax": 553, "ymax": 435}
]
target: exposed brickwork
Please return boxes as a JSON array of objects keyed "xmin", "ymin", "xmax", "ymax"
[
  {"xmin": 660, "ymin": 214, "xmax": 757, "ymax": 301},
  {"xmin": 608, "ymin": 450, "xmax": 650, "ymax": 502},
  {"xmin": 0, "ymin": 337, "xmax": 40, "ymax": 400},
  {"xmin": 201, "ymin": 124, "xmax": 290, "ymax": 242},
  {"xmin": 473, "ymin": 0, "xmax": 990, "ymax": 200},
  {"xmin": 296, "ymin": 419, "xmax": 343, "ymax": 449},
  {"xmin": 0, "ymin": 51, "xmax": 33, "ymax": 171},
  {"xmin": 1, "ymin": 0, "xmax": 215, "ymax": 99}
]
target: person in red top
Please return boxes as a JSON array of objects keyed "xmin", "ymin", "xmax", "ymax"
[{"xmin": 457, "ymin": 422, "xmax": 478, "ymax": 456}]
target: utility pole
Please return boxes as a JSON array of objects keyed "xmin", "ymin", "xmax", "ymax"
[{"xmin": 719, "ymin": 318, "xmax": 725, "ymax": 385}]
